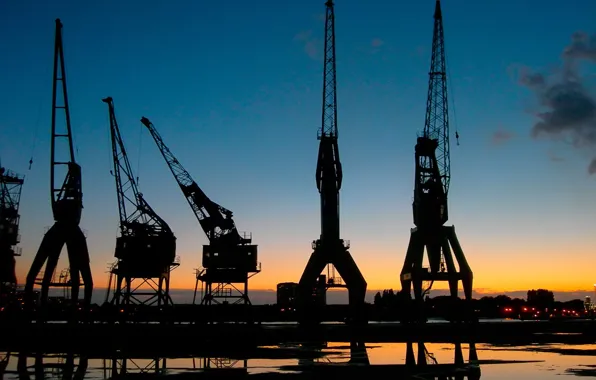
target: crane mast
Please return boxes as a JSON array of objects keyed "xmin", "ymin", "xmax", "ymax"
[
  {"xmin": 400, "ymin": 1, "xmax": 473, "ymax": 323},
  {"xmin": 141, "ymin": 117, "xmax": 259, "ymax": 310},
  {"xmin": 413, "ymin": 0, "xmax": 450, "ymax": 228},
  {"xmin": 25, "ymin": 19, "xmax": 93, "ymax": 322},
  {"xmin": 317, "ymin": 0, "xmax": 342, "ymax": 243},
  {"xmin": 104, "ymin": 98, "xmax": 177, "ymax": 308},
  {"xmin": 297, "ymin": 0, "xmax": 367, "ymax": 326}
]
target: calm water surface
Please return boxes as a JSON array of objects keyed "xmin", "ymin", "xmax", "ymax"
[{"xmin": 1, "ymin": 342, "xmax": 594, "ymax": 379}]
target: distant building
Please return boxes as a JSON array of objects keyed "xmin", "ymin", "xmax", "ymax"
[
  {"xmin": 277, "ymin": 282, "xmax": 298, "ymax": 310},
  {"xmin": 276, "ymin": 277, "xmax": 327, "ymax": 311},
  {"xmin": 585, "ymin": 296, "xmax": 594, "ymax": 312}
]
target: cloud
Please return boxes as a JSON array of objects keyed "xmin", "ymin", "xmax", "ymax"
[
  {"xmin": 516, "ymin": 31, "xmax": 596, "ymax": 174},
  {"xmin": 547, "ymin": 149, "xmax": 565, "ymax": 162},
  {"xmin": 371, "ymin": 38, "xmax": 384, "ymax": 48},
  {"xmin": 312, "ymin": 13, "xmax": 325, "ymax": 22},
  {"xmin": 293, "ymin": 30, "xmax": 322, "ymax": 61},
  {"xmin": 491, "ymin": 128, "xmax": 515, "ymax": 145}
]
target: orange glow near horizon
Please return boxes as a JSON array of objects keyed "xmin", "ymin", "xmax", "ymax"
[{"xmin": 14, "ymin": 238, "xmax": 596, "ymax": 295}]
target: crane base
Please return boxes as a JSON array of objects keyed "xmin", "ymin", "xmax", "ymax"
[
  {"xmin": 400, "ymin": 225, "xmax": 474, "ymax": 323},
  {"xmin": 297, "ymin": 240, "xmax": 367, "ymax": 325}
]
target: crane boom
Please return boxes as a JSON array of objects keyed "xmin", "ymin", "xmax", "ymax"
[
  {"xmin": 140, "ymin": 117, "xmax": 248, "ymax": 246},
  {"xmin": 104, "ymin": 98, "xmax": 171, "ymax": 236}
]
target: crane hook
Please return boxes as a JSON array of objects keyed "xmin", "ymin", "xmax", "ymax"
[{"xmin": 455, "ymin": 131, "xmax": 460, "ymax": 146}]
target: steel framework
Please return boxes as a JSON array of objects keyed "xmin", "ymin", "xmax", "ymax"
[
  {"xmin": 0, "ymin": 168, "xmax": 24, "ymax": 299},
  {"xmin": 297, "ymin": 0, "xmax": 367, "ymax": 325},
  {"xmin": 399, "ymin": 0, "xmax": 473, "ymax": 322}
]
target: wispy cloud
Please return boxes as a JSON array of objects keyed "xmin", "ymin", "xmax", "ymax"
[
  {"xmin": 371, "ymin": 38, "xmax": 384, "ymax": 48},
  {"xmin": 515, "ymin": 31, "xmax": 596, "ymax": 174},
  {"xmin": 547, "ymin": 149, "xmax": 565, "ymax": 162},
  {"xmin": 293, "ymin": 30, "xmax": 322, "ymax": 61},
  {"xmin": 368, "ymin": 38, "xmax": 385, "ymax": 55},
  {"xmin": 312, "ymin": 12, "xmax": 325, "ymax": 22},
  {"xmin": 491, "ymin": 128, "xmax": 515, "ymax": 145}
]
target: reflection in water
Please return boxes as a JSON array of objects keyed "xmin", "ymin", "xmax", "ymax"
[
  {"xmin": 1, "ymin": 353, "xmax": 9, "ymax": 379},
  {"xmin": 101, "ymin": 355, "xmax": 249, "ymax": 378},
  {"xmin": 349, "ymin": 341, "xmax": 369, "ymax": 365},
  {"xmin": 286, "ymin": 341, "xmax": 479, "ymax": 379},
  {"xmin": 191, "ymin": 357, "xmax": 248, "ymax": 371},
  {"xmin": 102, "ymin": 357, "xmax": 166, "ymax": 378},
  {"xmin": 295, "ymin": 341, "xmax": 370, "ymax": 366},
  {"xmin": 405, "ymin": 341, "xmax": 481, "ymax": 379},
  {"xmin": 16, "ymin": 352, "xmax": 87, "ymax": 380},
  {"xmin": 5, "ymin": 342, "xmax": 593, "ymax": 379}
]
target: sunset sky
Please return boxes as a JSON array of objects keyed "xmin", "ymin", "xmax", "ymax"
[{"xmin": 1, "ymin": 0, "xmax": 595, "ymax": 299}]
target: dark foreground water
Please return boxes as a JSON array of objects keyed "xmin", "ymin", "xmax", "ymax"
[{"xmin": 1, "ymin": 342, "xmax": 595, "ymax": 379}]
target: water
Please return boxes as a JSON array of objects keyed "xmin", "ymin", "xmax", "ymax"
[{"xmin": 1, "ymin": 342, "xmax": 594, "ymax": 379}]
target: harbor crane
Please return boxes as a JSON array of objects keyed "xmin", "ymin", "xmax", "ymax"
[
  {"xmin": 103, "ymin": 97, "xmax": 178, "ymax": 309},
  {"xmin": 141, "ymin": 117, "xmax": 260, "ymax": 313},
  {"xmin": 25, "ymin": 19, "xmax": 93, "ymax": 321},
  {"xmin": 297, "ymin": 0, "xmax": 367, "ymax": 325},
  {"xmin": 399, "ymin": 0, "xmax": 473, "ymax": 322},
  {"xmin": 0, "ymin": 167, "xmax": 24, "ymax": 300}
]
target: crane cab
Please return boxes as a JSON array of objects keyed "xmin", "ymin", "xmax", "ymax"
[
  {"xmin": 115, "ymin": 234, "xmax": 176, "ymax": 277},
  {"xmin": 202, "ymin": 244, "xmax": 258, "ymax": 272}
]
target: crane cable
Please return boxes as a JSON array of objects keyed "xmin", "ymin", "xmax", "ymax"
[
  {"xmin": 136, "ymin": 119, "xmax": 143, "ymax": 187},
  {"xmin": 445, "ymin": 50, "xmax": 460, "ymax": 147},
  {"xmin": 27, "ymin": 57, "xmax": 50, "ymax": 173}
]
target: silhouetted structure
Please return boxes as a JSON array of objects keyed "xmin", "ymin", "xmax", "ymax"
[
  {"xmin": 399, "ymin": 0, "xmax": 473, "ymax": 322},
  {"xmin": 277, "ymin": 282, "xmax": 298, "ymax": 310},
  {"xmin": 0, "ymin": 167, "xmax": 24, "ymax": 299},
  {"xmin": 141, "ymin": 118, "xmax": 261, "ymax": 312},
  {"xmin": 103, "ymin": 97, "xmax": 179, "ymax": 309},
  {"xmin": 297, "ymin": 0, "xmax": 367, "ymax": 326},
  {"xmin": 25, "ymin": 19, "xmax": 93, "ymax": 322}
]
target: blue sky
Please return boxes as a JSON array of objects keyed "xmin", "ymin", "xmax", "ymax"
[{"xmin": 1, "ymin": 0, "xmax": 595, "ymax": 294}]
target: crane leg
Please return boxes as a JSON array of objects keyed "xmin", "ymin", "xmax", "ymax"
[
  {"xmin": 298, "ymin": 249, "xmax": 327, "ymax": 324},
  {"xmin": 66, "ymin": 226, "xmax": 93, "ymax": 322},
  {"xmin": 332, "ymin": 248, "xmax": 367, "ymax": 325}
]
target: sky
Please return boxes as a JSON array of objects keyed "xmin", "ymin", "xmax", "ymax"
[{"xmin": 1, "ymin": 0, "xmax": 596, "ymax": 303}]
